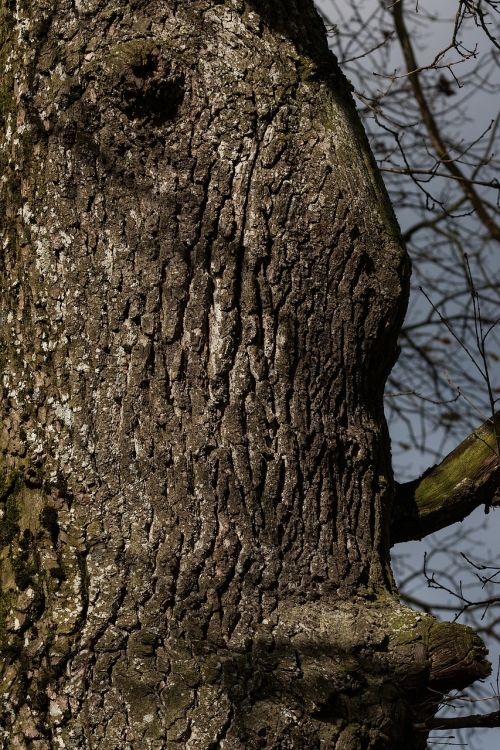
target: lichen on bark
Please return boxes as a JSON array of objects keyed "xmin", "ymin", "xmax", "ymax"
[
  {"xmin": 0, "ymin": 458, "xmax": 86, "ymax": 742},
  {"xmin": 0, "ymin": 0, "xmax": 491, "ymax": 747}
]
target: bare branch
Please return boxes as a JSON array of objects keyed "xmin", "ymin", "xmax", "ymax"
[
  {"xmin": 417, "ymin": 709, "xmax": 500, "ymax": 730},
  {"xmin": 392, "ymin": 0, "xmax": 500, "ymax": 240}
]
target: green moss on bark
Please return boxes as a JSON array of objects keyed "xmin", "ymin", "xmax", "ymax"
[{"xmin": 414, "ymin": 417, "xmax": 499, "ymax": 514}]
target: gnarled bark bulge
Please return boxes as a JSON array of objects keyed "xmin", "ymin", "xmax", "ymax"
[{"xmin": 0, "ymin": 1, "xmax": 490, "ymax": 748}]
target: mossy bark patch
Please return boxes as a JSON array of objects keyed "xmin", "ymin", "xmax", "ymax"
[
  {"xmin": 393, "ymin": 413, "xmax": 500, "ymax": 543},
  {"xmin": 0, "ymin": 459, "xmax": 85, "ymax": 741},
  {"xmin": 415, "ymin": 415, "xmax": 499, "ymax": 511}
]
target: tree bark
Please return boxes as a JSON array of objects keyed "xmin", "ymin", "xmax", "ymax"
[
  {"xmin": 392, "ymin": 413, "xmax": 500, "ymax": 544},
  {"xmin": 0, "ymin": 1, "xmax": 491, "ymax": 748}
]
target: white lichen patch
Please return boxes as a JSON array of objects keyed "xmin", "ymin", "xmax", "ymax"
[{"xmin": 49, "ymin": 701, "xmax": 63, "ymax": 718}]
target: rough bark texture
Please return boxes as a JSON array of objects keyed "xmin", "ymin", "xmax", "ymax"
[{"xmin": 0, "ymin": 1, "xmax": 490, "ymax": 748}]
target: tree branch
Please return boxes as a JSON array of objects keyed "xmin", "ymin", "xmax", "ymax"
[
  {"xmin": 391, "ymin": 413, "xmax": 500, "ymax": 545},
  {"xmin": 416, "ymin": 710, "xmax": 500, "ymax": 730},
  {"xmin": 392, "ymin": 0, "xmax": 500, "ymax": 241}
]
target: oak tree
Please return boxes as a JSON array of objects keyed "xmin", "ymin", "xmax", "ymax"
[{"xmin": 0, "ymin": 1, "xmax": 498, "ymax": 748}]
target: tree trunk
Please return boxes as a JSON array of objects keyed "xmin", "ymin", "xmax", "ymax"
[{"xmin": 0, "ymin": 1, "xmax": 490, "ymax": 748}]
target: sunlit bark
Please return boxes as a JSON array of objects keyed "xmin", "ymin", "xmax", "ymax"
[{"xmin": 0, "ymin": 1, "xmax": 491, "ymax": 748}]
